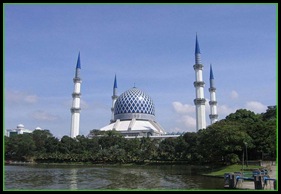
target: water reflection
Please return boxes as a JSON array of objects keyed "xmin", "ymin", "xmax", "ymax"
[
  {"xmin": 5, "ymin": 164, "xmax": 224, "ymax": 190},
  {"xmin": 69, "ymin": 168, "xmax": 78, "ymax": 190}
]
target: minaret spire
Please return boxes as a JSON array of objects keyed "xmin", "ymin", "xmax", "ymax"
[
  {"xmin": 114, "ymin": 74, "xmax": 117, "ymax": 89},
  {"xmin": 195, "ymin": 34, "xmax": 201, "ymax": 54},
  {"xmin": 193, "ymin": 34, "xmax": 206, "ymax": 131},
  {"xmin": 111, "ymin": 74, "xmax": 118, "ymax": 123},
  {"xmin": 70, "ymin": 52, "xmax": 82, "ymax": 138},
  {"xmin": 75, "ymin": 52, "xmax": 81, "ymax": 77},
  {"xmin": 210, "ymin": 64, "xmax": 214, "ymax": 80},
  {"xmin": 209, "ymin": 64, "xmax": 218, "ymax": 124},
  {"xmin": 195, "ymin": 33, "xmax": 201, "ymax": 64}
]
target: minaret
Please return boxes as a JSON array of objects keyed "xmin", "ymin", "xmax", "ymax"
[
  {"xmin": 70, "ymin": 52, "xmax": 82, "ymax": 138},
  {"xmin": 209, "ymin": 64, "xmax": 218, "ymax": 124},
  {"xmin": 193, "ymin": 34, "xmax": 206, "ymax": 131},
  {"xmin": 110, "ymin": 74, "xmax": 118, "ymax": 123}
]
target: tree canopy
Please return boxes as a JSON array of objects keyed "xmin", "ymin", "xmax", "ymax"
[{"xmin": 5, "ymin": 106, "xmax": 276, "ymax": 165}]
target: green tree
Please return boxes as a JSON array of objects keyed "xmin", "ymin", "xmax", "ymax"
[
  {"xmin": 32, "ymin": 129, "xmax": 53, "ymax": 155},
  {"xmin": 123, "ymin": 138, "xmax": 141, "ymax": 163},
  {"xmin": 138, "ymin": 137, "xmax": 159, "ymax": 162},
  {"xmin": 44, "ymin": 136, "xmax": 60, "ymax": 153},
  {"xmin": 59, "ymin": 135, "xmax": 78, "ymax": 154},
  {"xmin": 225, "ymin": 108, "xmax": 276, "ymax": 160},
  {"xmin": 197, "ymin": 121, "xmax": 253, "ymax": 164},
  {"xmin": 261, "ymin": 106, "xmax": 276, "ymax": 121},
  {"xmin": 98, "ymin": 131, "xmax": 124, "ymax": 150},
  {"xmin": 182, "ymin": 132, "xmax": 202, "ymax": 163},
  {"xmin": 5, "ymin": 133, "xmax": 36, "ymax": 161},
  {"xmin": 158, "ymin": 138, "xmax": 177, "ymax": 161}
]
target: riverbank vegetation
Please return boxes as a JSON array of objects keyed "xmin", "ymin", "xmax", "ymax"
[
  {"xmin": 5, "ymin": 107, "xmax": 276, "ymax": 167},
  {"xmin": 201, "ymin": 164, "xmax": 262, "ymax": 177}
]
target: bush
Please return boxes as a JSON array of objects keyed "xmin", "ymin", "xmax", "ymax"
[{"xmin": 225, "ymin": 153, "xmax": 240, "ymax": 164}]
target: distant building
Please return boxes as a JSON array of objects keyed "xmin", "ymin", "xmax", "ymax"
[{"xmin": 5, "ymin": 124, "xmax": 41, "ymax": 137}]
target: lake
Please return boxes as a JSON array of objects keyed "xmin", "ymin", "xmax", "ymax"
[{"xmin": 4, "ymin": 164, "xmax": 225, "ymax": 190}]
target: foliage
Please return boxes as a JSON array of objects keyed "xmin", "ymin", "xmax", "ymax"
[
  {"xmin": 4, "ymin": 106, "xmax": 277, "ymax": 165},
  {"xmin": 261, "ymin": 106, "xmax": 276, "ymax": 121},
  {"xmin": 5, "ymin": 133, "xmax": 36, "ymax": 161},
  {"xmin": 197, "ymin": 120, "xmax": 253, "ymax": 164}
]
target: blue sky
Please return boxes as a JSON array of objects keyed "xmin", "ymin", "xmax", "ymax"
[{"xmin": 4, "ymin": 3, "xmax": 277, "ymax": 138}]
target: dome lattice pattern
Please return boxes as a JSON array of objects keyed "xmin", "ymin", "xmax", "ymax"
[{"xmin": 114, "ymin": 87, "xmax": 155, "ymax": 116}]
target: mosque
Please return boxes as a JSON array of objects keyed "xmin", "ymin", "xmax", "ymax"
[
  {"xmin": 99, "ymin": 79, "xmax": 166, "ymax": 137},
  {"xmin": 70, "ymin": 35, "xmax": 218, "ymax": 138}
]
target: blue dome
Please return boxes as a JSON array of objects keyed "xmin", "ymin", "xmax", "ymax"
[{"xmin": 114, "ymin": 87, "xmax": 155, "ymax": 121}]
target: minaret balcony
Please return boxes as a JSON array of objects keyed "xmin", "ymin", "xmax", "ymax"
[
  {"xmin": 209, "ymin": 114, "xmax": 218, "ymax": 119},
  {"xmin": 193, "ymin": 81, "xmax": 205, "ymax": 87},
  {"xmin": 209, "ymin": 87, "xmax": 216, "ymax": 92},
  {"xmin": 194, "ymin": 98, "xmax": 206, "ymax": 105},
  {"xmin": 71, "ymin": 107, "xmax": 81, "ymax": 113},
  {"xmin": 73, "ymin": 78, "xmax": 82, "ymax": 83},
  {"xmin": 209, "ymin": 101, "xmax": 217, "ymax": 105},
  {"xmin": 72, "ymin": 93, "xmax": 81, "ymax": 98},
  {"xmin": 112, "ymin": 95, "xmax": 118, "ymax": 99},
  {"xmin": 193, "ymin": 64, "xmax": 203, "ymax": 70}
]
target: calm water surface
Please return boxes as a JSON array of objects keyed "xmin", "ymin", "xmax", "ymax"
[{"xmin": 4, "ymin": 164, "xmax": 224, "ymax": 190}]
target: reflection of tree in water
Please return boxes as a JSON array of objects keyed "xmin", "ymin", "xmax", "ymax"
[
  {"xmin": 104, "ymin": 166, "xmax": 193, "ymax": 189},
  {"xmin": 5, "ymin": 166, "xmax": 55, "ymax": 189},
  {"xmin": 106, "ymin": 167, "xmax": 158, "ymax": 189},
  {"xmin": 5, "ymin": 165, "xmax": 224, "ymax": 190}
]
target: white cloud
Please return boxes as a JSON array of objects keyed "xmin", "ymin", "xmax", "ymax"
[
  {"xmin": 245, "ymin": 101, "xmax": 267, "ymax": 113},
  {"xmin": 6, "ymin": 90, "xmax": 38, "ymax": 104},
  {"xmin": 31, "ymin": 110, "xmax": 59, "ymax": 121},
  {"xmin": 180, "ymin": 115, "xmax": 196, "ymax": 129},
  {"xmin": 171, "ymin": 100, "xmax": 242, "ymax": 131},
  {"xmin": 171, "ymin": 101, "xmax": 196, "ymax": 132},
  {"xmin": 218, "ymin": 104, "xmax": 236, "ymax": 117},
  {"xmin": 24, "ymin": 95, "xmax": 38, "ymax": 104},
  {"xmin": 172, "ymin": 101, "xmax": 194, "ymax": 114},
  {"xmin": 230, "ymin": 90, "xmax": 239, "ymax": 99},
  {"xmin": 170, "ymin": 127, "xmax": 184, "ymax": 133}
]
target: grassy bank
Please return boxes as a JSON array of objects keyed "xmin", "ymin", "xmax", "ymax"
[{"xmin": 202, "ymin": 164, "xmax": 263, "ymax": 178}]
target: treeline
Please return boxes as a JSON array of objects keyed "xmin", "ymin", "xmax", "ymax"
[{"xmin": 5, "ymin": 106, "xmax": 276, "ymax": 165}]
